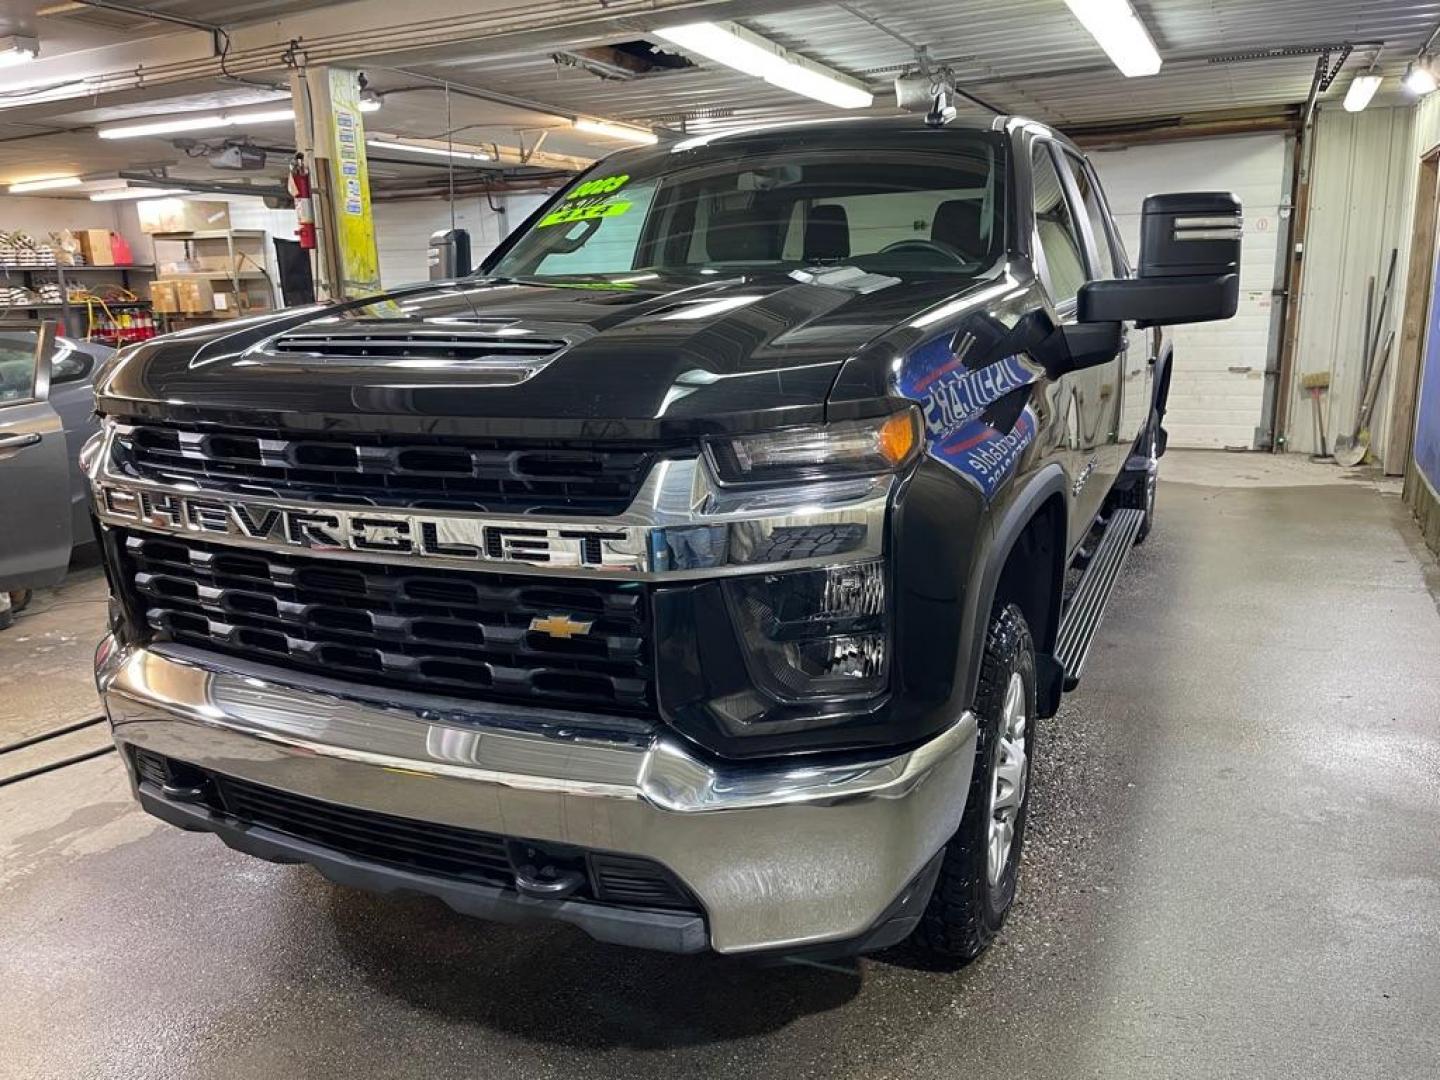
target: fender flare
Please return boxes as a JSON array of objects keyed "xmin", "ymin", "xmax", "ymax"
[{"xmin": 960, "ymin": 463, "xmax": 1070, "ymax": 709}]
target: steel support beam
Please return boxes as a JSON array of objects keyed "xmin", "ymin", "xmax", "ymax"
[{"xmin": 292, "ymin": 66, "xmax": 382, "ymax": 302}]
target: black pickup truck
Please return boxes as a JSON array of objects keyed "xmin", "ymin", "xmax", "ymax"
[{"xmin": 87, "ymin": 115, "xmax": 1239, "ymax": 962}]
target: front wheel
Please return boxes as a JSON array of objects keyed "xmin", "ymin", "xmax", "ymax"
[{"xmin": 909, "ymin": 602, "xmax": 1037, "ymax": 965}]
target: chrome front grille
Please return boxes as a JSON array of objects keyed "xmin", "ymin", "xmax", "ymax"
[
  {"xmin": 116, "ymin": 530, "xmax": 655, "ymax": 714},
  {"xmin": 112, "ymin": 422, "xmax": 683, "ymax": 517}
]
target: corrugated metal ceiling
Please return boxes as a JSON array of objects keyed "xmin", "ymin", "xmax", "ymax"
[{"xmin": 405, "ymin": 0, "xmax": 1440, "ymax": 132}]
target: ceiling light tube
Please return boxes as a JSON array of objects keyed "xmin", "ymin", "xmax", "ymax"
[
  {"xmin": 1063, "ymin": 0, "xmax": 1162, "ymax": 77},
  {"xmin": 655, "ymin": 22, "xmax": 873, "ymax": 109},
  {"xmin": 366, "ymin": 138, "xmax": 491, "ymax": 161},
  {"xmin": 1343, "ymin": 74, "xmax": 1383, "ymax": 112},
  {"xmin": 97, "ymin": 106, "xmax": 294, "ymax": 140},
  {"xmin": 89, "ymin": 186, "xmax": 190, "ymax": 201},
  {"xmin": 1404, "ymin": 60, "xmax": 1438, "ymax": 96},
  {"xmin": 9, "ymin": 175, "xmax": 82, "ymax": 193},
  {"xmin": 573, "ymin": 118, "xmax": 658, "ymax": 144}
]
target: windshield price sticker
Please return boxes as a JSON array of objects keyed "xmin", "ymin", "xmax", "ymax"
[{"xmin": 538, "ymin": 174, "xmax": 632, "ymax": 228}]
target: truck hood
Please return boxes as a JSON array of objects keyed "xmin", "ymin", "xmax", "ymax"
[{"xmin": 97, "ymin": 270, "xmax": 970, "ymax": 439}]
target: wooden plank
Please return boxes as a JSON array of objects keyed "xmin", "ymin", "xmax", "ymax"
[{"xmin": 1385, "ymin": 149, "xmax": 1440, "ymax": 475}]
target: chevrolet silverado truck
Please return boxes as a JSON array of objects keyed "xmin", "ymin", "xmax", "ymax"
[{"xmin": 86, "ymin": 115, "xmax": 1239, "ymax": 962}]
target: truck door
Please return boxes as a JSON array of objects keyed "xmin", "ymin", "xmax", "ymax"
[
  {"xmin": 1062, "ymin": 151, "xmax": 1153, "ymax": 471},
  {"xmin": 0, "ymin": 325, "xmax": 72, "ymax": 592},
  {"xmin": 1028, "ymin": 140, "xmax": 1118, "ymax": 540}
]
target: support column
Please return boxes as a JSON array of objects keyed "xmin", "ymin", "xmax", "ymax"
[{"xmin": 290, "ymin": 66, "xmax": 383, "ymax": 301}]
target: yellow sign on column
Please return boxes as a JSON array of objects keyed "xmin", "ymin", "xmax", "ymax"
[{"xmin": 323, "ymin": 68, "xmax": 382, "ymax": 298}]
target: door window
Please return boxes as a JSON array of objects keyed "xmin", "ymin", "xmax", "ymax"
[
  {"xmin": 0, "ymin": 342, "xmax": 37, "ymax": 405},
  {"xmin": 1030, "ymin": 144, "xmax": 1088, "ymax": 304},
  {"xmin": 1064, "ymin": 153, "xmax": 1121, "ymax": 280}
]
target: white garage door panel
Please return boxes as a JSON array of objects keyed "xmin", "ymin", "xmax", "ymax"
[
  {"xmin": 1090, "ymin": 133, "xmax": 1288, "ymax": 448},
  {"xmin": 373, "ymin": 194, "xmax": 549, "ymax": 289}
]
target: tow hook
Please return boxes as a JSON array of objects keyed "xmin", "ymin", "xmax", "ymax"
[{"xmin": 507, "ymin": 841, "xmax": 586, "ymax": 900}]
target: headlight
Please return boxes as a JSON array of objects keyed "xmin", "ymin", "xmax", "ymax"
[
  {"xmin": 725, "ymin": 560, "xmax": 888, "ymax": 702},
  {"xmin": 706, "ymin": 409, "xmax": 921, "ymax": 486}
]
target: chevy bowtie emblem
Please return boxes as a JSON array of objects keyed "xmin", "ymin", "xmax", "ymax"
[{"xmin": 529, "ymin": 614, "xmax": 594, "ymax": 639}]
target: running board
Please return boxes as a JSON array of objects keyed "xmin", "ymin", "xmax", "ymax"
[{"xmin": 1054, "ymin": 508, "xmax": 1145, "ymax": 690}]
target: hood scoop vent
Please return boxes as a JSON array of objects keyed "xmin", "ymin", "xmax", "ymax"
[{"xmin": 267, "ymin": 327, "xmax": 569, "ymax": 385}]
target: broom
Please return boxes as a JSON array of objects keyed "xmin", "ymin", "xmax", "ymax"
[{"xmin": 1301, "ymin": 371, "xmax": 1331, "ymax": 460}]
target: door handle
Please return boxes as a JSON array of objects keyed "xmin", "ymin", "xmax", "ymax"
[{"xmin": 0, "ymin": 432, "xmax": 41, "ymax": 451}]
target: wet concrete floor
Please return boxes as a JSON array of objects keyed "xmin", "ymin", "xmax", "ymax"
[{"xmin": 2, "ymin": 454, "xmax": 1437, "ymax": 1079}]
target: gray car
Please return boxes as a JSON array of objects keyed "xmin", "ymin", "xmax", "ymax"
[{"xmin": 0, "ymin": 328, "xmax": 113, "ymax": 627}]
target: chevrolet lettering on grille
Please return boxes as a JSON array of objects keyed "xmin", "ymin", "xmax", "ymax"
[{"xmin": 95, "ymin": 482, "xmax": 640, "ymax": 572}]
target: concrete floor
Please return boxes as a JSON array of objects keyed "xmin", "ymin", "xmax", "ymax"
[{"xmin": 2, "ymin": 451, "xmax": 1438, "ymax": 1080}]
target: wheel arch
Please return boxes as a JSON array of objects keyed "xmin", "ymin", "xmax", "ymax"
[{"xmin": 962, "ymin": 464, "xmax": 1069, "ymax": 717}]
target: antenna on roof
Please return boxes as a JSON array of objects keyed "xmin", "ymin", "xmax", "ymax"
[{"xmin": 925, "ymin": 89, "xmax": 957, "ymax": 127}]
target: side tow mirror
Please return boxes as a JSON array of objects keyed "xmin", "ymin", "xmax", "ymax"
[
  {"xmin": 1029, "ymin": 315, "xmax": 1122, "ymax": 380},
  {"xmin": 1079, "ymin": 192, "xmax": 1241, "ymax": 327}
]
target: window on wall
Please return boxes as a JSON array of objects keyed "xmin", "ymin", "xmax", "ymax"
[{"xmin": 1030, "ymin": 144, "xmax": 1088, "ymax": 304}]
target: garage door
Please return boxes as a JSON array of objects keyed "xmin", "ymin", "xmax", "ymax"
[{"xmin": 1090, "ymin": 133, "xmax": 1289, "ymax": 449}]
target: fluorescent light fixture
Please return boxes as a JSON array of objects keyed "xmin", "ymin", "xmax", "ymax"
[
  {"xmin": 9, "ymin": 175, "xmax": 82, "ymax": 193},
  {"xmin": 1063, "ymin": 0, "xmax": 1162, "ymax": 77},
  {"xmin": 573, "ymin": 118, "xmax": 658, "ymax": 144},
  {"xmin": 0, "ymin": 35, "xmax": 38, "ymax": 69},
  {"xmin": 358, "ymin": 90, "xmax": 382, "ymax": 113},
  {"xmin": 97, "ymin": 106, "xmax": 294, "ymax": 140},
  {"xmin": 90, "ymin": 186, "xmax": 189, "ymax": 202},
  {"xmin": 655, "ymin": 22, "xmax": 872, "ymax": 109},
  {"xmin": 1343, "ymin": 73, "xmax": 1383, "ymax": 112},
  {"xmin": 1404, "ymin": 60, "xmax": 1438, "ymax": 96},
  {"xmin": 366, "ymin": 138, "xmax": 490, "ymax": 161}
]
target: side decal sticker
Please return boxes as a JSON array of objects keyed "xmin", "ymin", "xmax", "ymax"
[{"xmin": 897, "ymin": 323, "xmax": 1042, "ymax": 498}]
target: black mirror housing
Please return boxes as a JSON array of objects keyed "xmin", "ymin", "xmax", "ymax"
[
  {"xmin": 1079, "ymin": 274, "xmax": 1239, "ymax": 328},
  {"xmin": 1078, "ymin": 191, "xmax": 1242, "ymax": 327}
]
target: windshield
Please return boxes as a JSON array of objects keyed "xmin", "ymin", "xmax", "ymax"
[{"xmin": 493, "ymin": 135, "xmax": 1005, "ymax": 282}]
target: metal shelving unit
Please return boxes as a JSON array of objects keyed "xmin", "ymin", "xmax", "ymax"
[
  {"xmin": 149, "ymin": 229, "xmax": 275, "ymax": 321},
  {"xmin": 0, "ymin": 262, "xmax": 158, "ymax": 336}
]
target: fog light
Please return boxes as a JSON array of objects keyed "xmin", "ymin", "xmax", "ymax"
[{"xmin": 726, "ymin": 560, "xmax": 888, "ymax": 701}]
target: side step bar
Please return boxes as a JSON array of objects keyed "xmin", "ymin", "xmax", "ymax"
[{"xmin": 1054, "ymin": 508, "xmax": 1145, "ymax": 690}]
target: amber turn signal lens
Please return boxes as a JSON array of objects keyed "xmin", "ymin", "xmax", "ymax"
[{"xmin": 877, "ymin": 410, "xmax": 919, "ymax": 466}]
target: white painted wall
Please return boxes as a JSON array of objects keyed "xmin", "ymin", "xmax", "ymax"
[
  {"xmin": 1378, "ymin": 94, "xmax": 1440, "ymax": 475},
  {"xmin": 1091, "ymin": 133, "xmax": 1290, "ymax": 450},
  {"xmin": 0, "ymin": 195, "xmax": 125, "ymax": 239},
  {"xmin": 373, "ymin": 192, "xmax": 552, "ymax": 289},
  {"xmin": 1286, "ymin": 106, "xmax": 1415, "ymax": 460}
]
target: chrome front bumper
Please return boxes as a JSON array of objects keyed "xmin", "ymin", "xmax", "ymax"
[{"xmin": 99, "ymin": 639, "xmax": 976, "ymax": 954}]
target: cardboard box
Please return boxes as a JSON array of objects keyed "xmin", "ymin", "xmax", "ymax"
[
  {"xmin": 150, "ymin": 281, "xmax": 180, "ymax": 314},
  {"xmin": 78, "ymin": 229, "xmax": 117, "ymax": 266},
  {"xmin": 177, "ymin": 279, "xmax": 215, "ymax": 314},
  {"xmin": 138, "ymin": 199, "xmax": 231, "ymax": 234}
]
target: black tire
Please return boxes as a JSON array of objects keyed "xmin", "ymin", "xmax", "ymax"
[
  {"xmin": 910, "ymin": 602, "xmax": 1037, "ymax": 965},
  {"xmin": 1118, "ymin": 420, "xmax": 1158, "ymax": 544}
]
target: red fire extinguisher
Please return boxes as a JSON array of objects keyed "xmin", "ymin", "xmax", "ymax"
[{"xmin": 289, "ymin": 153, "xmax": 316, "ymax": 250}]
